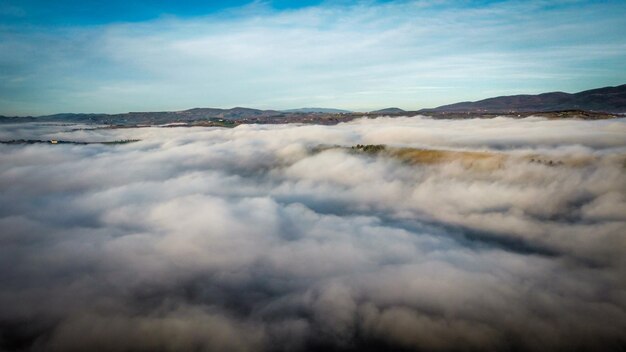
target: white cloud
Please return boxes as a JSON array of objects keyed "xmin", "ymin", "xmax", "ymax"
[{"xmin": 1, "ymin": 116, "xmax": 626, "ymax": 350}]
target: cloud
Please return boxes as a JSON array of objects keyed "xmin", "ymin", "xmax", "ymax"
[{"xmin": 1, "ymin": 116, "xmax": 626, "ymax": 351}]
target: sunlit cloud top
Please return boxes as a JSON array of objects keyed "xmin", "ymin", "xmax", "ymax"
[{"xmin": 1, "ymin": 0, "xmax": 625, "ymax": 115}]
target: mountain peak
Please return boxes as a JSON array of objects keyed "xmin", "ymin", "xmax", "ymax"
[{"xmin": 370, "ymin": 107, "xmax": 406, "ymax": 114}]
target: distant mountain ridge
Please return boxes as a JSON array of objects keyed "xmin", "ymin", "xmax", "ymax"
[
  {"xmin": 1, "ymin": 84, "xmax": 624, "ymax": 125},
  {"xmin": 370, "ymin": 108, "xmax": 406, "ymax": 114},
  {"xmin": 0, "ymin": 107, "xmax": 355, "ymax": 126},
  {"xmin": 422, "ymin": 84, "xmax": 626, "ymax": 113},
  {"xmin": 283, "ymin": 108, "xmax": 351, "ymax": 113}
]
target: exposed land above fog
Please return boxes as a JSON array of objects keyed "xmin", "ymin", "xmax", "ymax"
[
  {"xmin": 421, "ymin": 84, "xmax": 626, "ymax": 114},
  {"xmin": 1, "ymin": 84, "xmax": 624, "ymax": 126},
  {"xmin": 342, "ymin": 144, "xmax": 624, "ymax": 170}
]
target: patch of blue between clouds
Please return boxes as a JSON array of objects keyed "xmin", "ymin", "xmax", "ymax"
[{"xmin": 0, "ymin": 0, "xmax": 328, "ymax": 25}]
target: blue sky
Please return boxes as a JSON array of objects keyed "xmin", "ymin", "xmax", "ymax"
[{"xmin": 1, "ymin": 0, "xmax": 625, "ymax": 115}]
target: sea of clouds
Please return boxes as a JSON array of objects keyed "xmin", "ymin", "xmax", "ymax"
[{"xmin": 1, "ymin": 116, "xmax": 625, "ymax": 351}]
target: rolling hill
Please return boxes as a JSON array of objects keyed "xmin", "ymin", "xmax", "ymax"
[{"xmin": 422, "ymin": 84, "xmax": 626, "ymax": 113}]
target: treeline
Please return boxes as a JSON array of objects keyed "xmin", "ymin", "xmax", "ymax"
[
  {"xmin": 0, "ymin": 139, "xmax": 140, "ymax": 145},
  {"xmin": 351, "ymin": 144, "xmax": 386, "ymax": 153}
]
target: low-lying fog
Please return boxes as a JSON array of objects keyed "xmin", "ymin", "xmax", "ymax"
[{"xmin": 1, "ymin": 116, "xmax": 625, "ymax": 351}]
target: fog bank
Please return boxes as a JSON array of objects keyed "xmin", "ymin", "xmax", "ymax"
[{"xmin": 1, "ymin": 116, "xmax": 625, "ymax": 351}]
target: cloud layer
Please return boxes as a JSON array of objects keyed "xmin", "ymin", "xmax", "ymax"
[{"xmin": 1, "ymin": 116, "xmax": 626, "ymax": 351}]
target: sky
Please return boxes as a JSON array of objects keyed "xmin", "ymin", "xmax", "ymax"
[{"xmin": 1, "ymin": 0, "xmax": 626, "ymax": 115}]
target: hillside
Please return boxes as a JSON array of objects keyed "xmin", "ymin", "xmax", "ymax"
[{"xmin": 423, "ymin": 84, "xmax": 626, "ymax": 113}]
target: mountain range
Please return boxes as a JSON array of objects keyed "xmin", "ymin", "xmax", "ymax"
[{"xmin": 1, "ymin": 84, "xmax": 624, "ymax": 125}]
